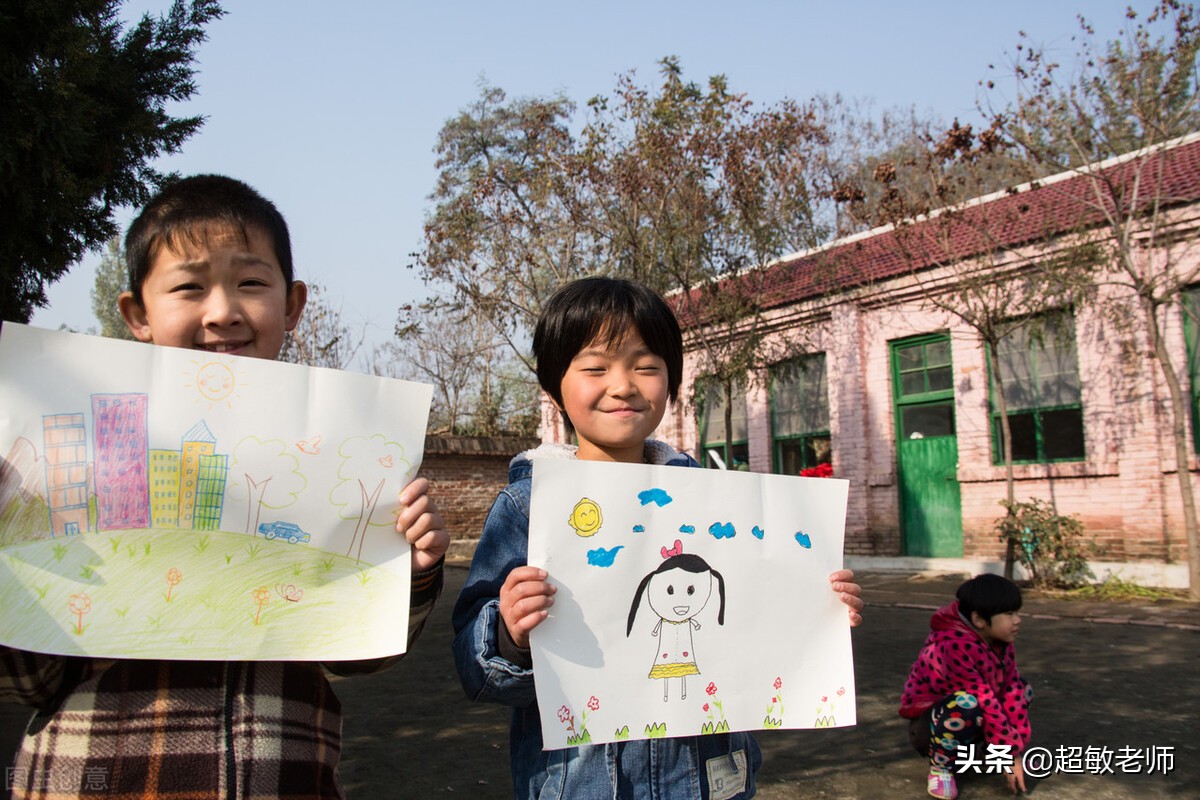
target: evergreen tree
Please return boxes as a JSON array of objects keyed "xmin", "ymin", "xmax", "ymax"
[{"xmin": 0, "ymin": 0, "xmax": 224, "ymax": 323}]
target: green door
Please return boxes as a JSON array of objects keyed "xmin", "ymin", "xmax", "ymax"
[{"xmin": 892, "ymin": 336, "xmax": 963, "ymax": 557}]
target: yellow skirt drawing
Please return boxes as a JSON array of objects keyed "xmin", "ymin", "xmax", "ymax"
[{"xmin": 649, "ymin": 662, "xmax": 700, "ymax": 679}]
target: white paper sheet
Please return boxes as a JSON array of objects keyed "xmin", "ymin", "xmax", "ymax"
[
  {"xmin": 0, "ymin": 323, "xmax": 432, "ymax": 661},
  {"xmin": 528, "ymin": 458, "xmax": 855, "ymax": 749}
]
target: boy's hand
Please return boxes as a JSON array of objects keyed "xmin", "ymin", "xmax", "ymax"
[
  {"xmin": 828, "ymin": 569, "xmax": 864, "ymax": 627},
  {"xmin": 500, "ymin": 566, "xmax": 556, "ymax": 649},
  {"xmin": 397, "ymin": 477, "xmax": 449, "ymax": 572}
]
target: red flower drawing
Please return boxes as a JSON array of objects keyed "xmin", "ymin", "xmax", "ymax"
[{"xmin": 706, "ymin": 682, "xmax": 718, "ymax": 696}]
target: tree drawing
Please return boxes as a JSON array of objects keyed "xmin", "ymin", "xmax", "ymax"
[
  {"xmin": 227, "ymin": 437, "xmax": 307, "ymax": 536},
  {"xmin": 330, "ymin": 435, "xmax": 410, "ymax": 563}
]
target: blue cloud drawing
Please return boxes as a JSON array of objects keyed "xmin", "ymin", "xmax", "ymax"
[
  {"xmin": 794, "ymin": 531, "xmax": 812, "ymax": 549},
  {"xmin": 752, "ymin": 526, "xmax": 765, "ymax": 540},
  {"xmin": 587, "ymin": 546, "xmax": 624, "ymax": 567},
  {"xmin": 638, "ymin": 488, "xmax": 673, "ymax": 507},
  {"xmin": 709, "ymin": 522, "xmax": 736, "ymax": 540},
  {"xmin": 632, "ymin": 524, "xmax": 645, "ymax": 533},
  {"xmin": 679, "ymin": 524, "xmax": 696, "ymax": 535}
]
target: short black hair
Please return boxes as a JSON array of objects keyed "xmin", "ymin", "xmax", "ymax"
[
  {"xmin": 124, "ymin": 174, "xmax": 293, "ymax": 304},
  {"xmin": 533, "ymin": 277, "xmax": 683, "ymax": 410},
  {"xmin": 956, "ymin": 573, "xmax": 1022, "ymax": 623}
]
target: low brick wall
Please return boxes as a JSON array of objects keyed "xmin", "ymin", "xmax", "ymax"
[{"xmin": 420, "ymin": 435, "xmax": 539, "ymax": 563}]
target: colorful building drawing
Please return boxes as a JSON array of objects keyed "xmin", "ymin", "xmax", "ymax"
[
  {"xmin": 194, "ymin": 452, "xmax": 228, "ymax": 531},
  {"xmin": 149, "ymin": 450, "xmax": 182, "ymax": 528},
  {"xmin": 92, "ymin": 394, "xmax": 149, "ymax": 531},
  {"xmin": 178, "ymin": 420, "xmax": 216, "ymax": 529},
  {"xmin": 42, "ymin": 414, "xmax": 89, "ymax": 536}
]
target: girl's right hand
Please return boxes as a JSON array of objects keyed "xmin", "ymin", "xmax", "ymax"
[{"xmin": 500, "ymin": 566, "xmax": 557, "ymax": 649}]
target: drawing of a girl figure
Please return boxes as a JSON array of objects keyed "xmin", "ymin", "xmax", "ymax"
[{"xmin": 626, "ymin": 541, "xmax": 726, "ymax": 701}]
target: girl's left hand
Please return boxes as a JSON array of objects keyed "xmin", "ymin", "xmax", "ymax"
[{"xmin": 828, "ymin": 569, "xmax": 864, "ymax": 627}]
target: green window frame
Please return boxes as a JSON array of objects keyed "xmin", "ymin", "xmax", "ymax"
[
  {"xmin": 1184, "ymin": 288, "xmax": 1200, "ymax": 453},
  {"xmin": 989, "ymin": 310, "xmax": 1085, "ymax": 464},
  {"xmin": 770, "ymin": 355, "xmax": 831, "ymax": 475},
  {"xmin": 892, "ymin": 333, "xmax": 957, "ymax": 440},
  {"xmin": 698, "ymin": 377, "xmax": 749, "ymax": 470}
]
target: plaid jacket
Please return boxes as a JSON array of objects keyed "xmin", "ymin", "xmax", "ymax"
[{"xmin": 1, "ymin": 563, "xmax": 443, "ymax": 800}]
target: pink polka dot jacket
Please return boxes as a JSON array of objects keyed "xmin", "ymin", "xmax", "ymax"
[{"xmin": 898, "ymin": 602, "xmax": 1032, "ymax": 754}]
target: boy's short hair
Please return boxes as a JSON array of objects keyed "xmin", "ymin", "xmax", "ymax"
[
  {"xmin": 533, "ymin": 277, "xmax": 683, "ymax": 407},
  {"xmin": 124, "ymin": 174, "xmax": 294, "ymax": 304},
  {"xmin": 956, "ymin": 573, "xmax": 1022, "ymax": 623}
]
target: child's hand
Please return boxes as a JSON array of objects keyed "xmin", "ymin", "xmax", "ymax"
[
  {"xmin": 828, "ymin": 569, "xmax": 864, "ymax": 627},
  {"xmin": 500, "ymin": 566, "xmax": 556, "ymax": 649},
  {"xmin": 396, "ymin": 477, "xmax": 449, "ymax": 572},
  {"xmin": 1007, "ymin": 759, "xmax": 1026, "ymax": 794}
]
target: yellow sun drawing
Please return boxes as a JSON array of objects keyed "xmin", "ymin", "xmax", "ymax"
[
  {"xmin": 567, "ymin": 497, "xmax": 603, "ymax": 537},
  {"xmin": 185, "ymin": 359, "xmax": 247, "ymax": 409}
]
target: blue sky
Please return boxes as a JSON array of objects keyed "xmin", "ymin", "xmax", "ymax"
[{"xmin": 31, "ymin": 1, "xmax": 1149, "ymax": 352}]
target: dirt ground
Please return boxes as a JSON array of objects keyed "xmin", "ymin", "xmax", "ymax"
[{"xmin": 3, "ymin": 566, "xmax": 1198, "ymax": 799}]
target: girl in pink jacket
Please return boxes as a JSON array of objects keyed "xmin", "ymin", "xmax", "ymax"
[{"xmin": 899, "ymin": 574, "xmax": 1032, "ymax": 799}]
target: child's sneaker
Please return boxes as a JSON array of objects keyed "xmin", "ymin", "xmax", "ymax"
[{"xmin": 927, "ymin": 768, "xmax": 958, "ymax": 800}]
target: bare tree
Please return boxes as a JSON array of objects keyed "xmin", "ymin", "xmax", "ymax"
[
  {"xmin": 991, "ymin": 1, "xmax": 1200, "ymax": 597},
  {"xmin": 279, "ymin": 283, "xmax": 366, "ymax": 370},
  {"xmin": 847, "ymin": 120, "xmax": 1095, "ymax": 574}
]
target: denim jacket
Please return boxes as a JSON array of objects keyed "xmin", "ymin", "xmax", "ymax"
[{"xmin": 452, "ymin": 441, "xmax": 762, "ymax": 800}]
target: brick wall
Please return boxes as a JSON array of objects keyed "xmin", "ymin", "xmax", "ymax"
[{"xmin": 420, "ymin": 435, "xmax": 540, "ymax": 562}]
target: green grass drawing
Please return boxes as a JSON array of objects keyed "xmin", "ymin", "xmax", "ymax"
[
  {"xmin": 0, "ymin": 527, "xmax": 410, "ymax": 660},
  {"xmin": 193, "ymin": 534, "xmax": 210, "ymax": 554},
  {"xmin": 644, "ymin": 722, "xmax": 667, "ymax": 738}
]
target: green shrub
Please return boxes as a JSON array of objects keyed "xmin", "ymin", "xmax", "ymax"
[{"xmin": 996, "ymin": 498, "xmax": 1096, "ymax": 589}]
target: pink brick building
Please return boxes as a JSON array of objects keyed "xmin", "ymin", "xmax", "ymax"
[{"xmin": 545, "ymin": 135, "xmax": 1200, "ymax": 585}]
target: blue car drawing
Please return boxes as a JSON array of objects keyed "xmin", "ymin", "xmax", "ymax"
[{"xmin": 257, "ymin": 521, "xmax": 311, "ymax": 544}]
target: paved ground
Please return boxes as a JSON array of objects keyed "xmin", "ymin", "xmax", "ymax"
[{"xmin": 3, "ymin": 566, "xmax": 1197, "ymax": 798}]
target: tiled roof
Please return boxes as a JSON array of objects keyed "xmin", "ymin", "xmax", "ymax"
[{"xmin": 676, "ymin": 134, "xmax": 1200, "ymax": 325}]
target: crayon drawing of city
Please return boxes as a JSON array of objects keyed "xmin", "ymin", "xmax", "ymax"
[{"xmin": 0, "ymin": 323, "xmax": 433, "ymax": 661}]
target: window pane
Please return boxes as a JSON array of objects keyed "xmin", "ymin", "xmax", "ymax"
[
  {"xmin": 701, "ymin": 380, "xmax": 747, "ymax": 443},
  {"xmin": 927, "ymin": 366, "xmax": 953, "ymax": 392},
  {"xmin": 897, "ymin": 344, "xmax": 923, "ymax": 371},
  {"xmin": 771, "ymin": 356, "xmax": 828, "ymax": 436},
  {"xmin": 925, "ymin": 340, "xmax": 951, "ymax": 367},
  {"xmin": 901, "ymin": 404, "xmax": 955, "ymax": 439},
  {"xmin": 1003, "ymin": 412, "xmax": 1038, "ymax": 461},
  {"xmin": 777, "ymin": 439, "xmax": 807, "ymax": 476},
  {"xmin": 1035, "ymin": 340, "xmax": 1081, "ymax": 406},
  {"xmin": 808, "ymin": 435, "xmax": 832, "ymax": 465},
  {"xmin": 998, "ymin": 341, "xmax": 1035, "ymax": 411},
  {"xmin": 901, "ymin": 372, "xmax": 925, "ymax": 396},
  {"xmin": 998, "ymin": 312, "xmax": 1080, "ymax": 412},
  {"xmin": 1042, "ymin": 408, "xmax": 1085, "ymax": 460}
]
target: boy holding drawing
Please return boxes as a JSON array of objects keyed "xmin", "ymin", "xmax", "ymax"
[
  {"xmin": 452, "ymin": 276, "xmax": 863, "ymax": 799},
  {"xmin": 0, "ymin": 174, "xmax": 448, "ymax": 798}
]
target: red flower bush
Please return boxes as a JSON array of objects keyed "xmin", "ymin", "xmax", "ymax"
[{"xmin": 798, "ymin": 462, "xmax": 833, "ymax": 478}]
